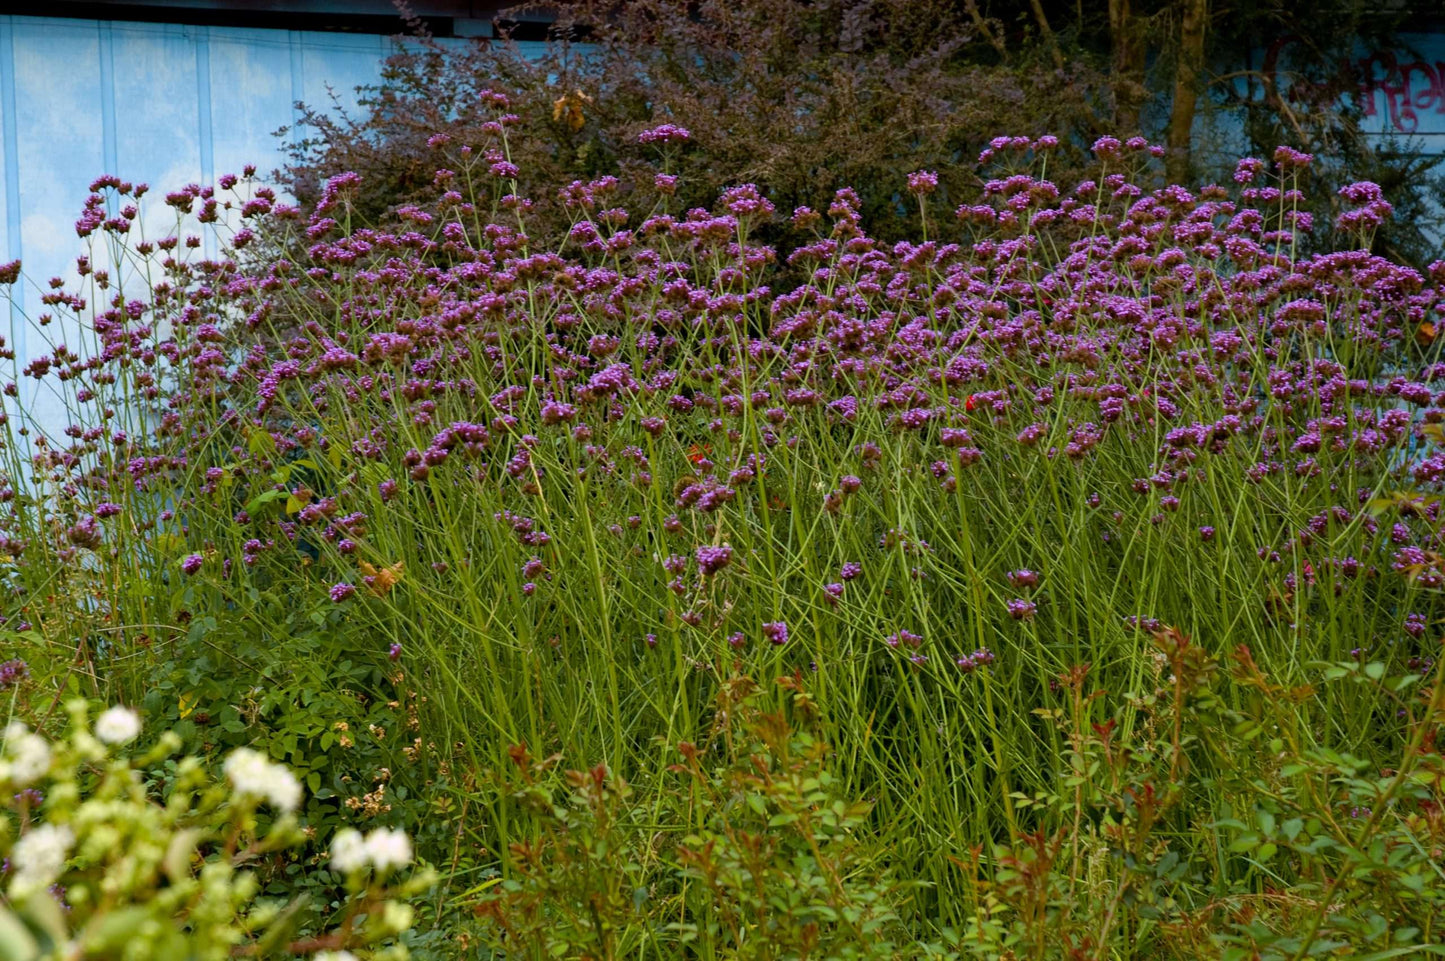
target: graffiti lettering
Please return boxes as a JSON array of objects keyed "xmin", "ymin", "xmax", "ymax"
[
  {"xmin": 1261, "ymin": 38, "xmax": 1445, "ymax": 136},
  {"xmin": 1356, "ymin": 50, "xmax": 1445, "ymax": 134}
]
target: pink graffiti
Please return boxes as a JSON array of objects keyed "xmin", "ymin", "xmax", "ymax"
[
  {"xmin": 1262, "ymin": 40, "xmax": 1445, "ymax": 135},
  {"xmin": 1356, "ymin": 50, "xmax": 1445, "ymax": 134}
]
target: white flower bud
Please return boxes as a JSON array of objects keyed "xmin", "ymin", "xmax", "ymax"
[
  {"xmin": 9, "ymin": 823, "xmax": 73, "ymax": 897},
  {"xmin": 329, "ymin": 828, "xmax": 367, "ymax": 874},
  {"xmin": 94, "ymin": 706, "xmax": 142, "ymax": 745},
  {"xmin": 363, "ymin": 827, "xmax": 413, "ymax": 873},
  {"xmin": 223, "ymin": 747, "xmax": 302, "ymax": 813},
  {"xmin": 2, "ymin": 722, "xmax": 51, "ymax": 787}
]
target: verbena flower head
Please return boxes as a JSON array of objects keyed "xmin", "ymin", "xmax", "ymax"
[
  {"xmin": 1006, "ymin": 569, "xmax": 1039, "ymax": 589},
  {"xmin": 0, "ymin": 660, "xmax": 27, "ymax": 690},
  {"xmin": 906, "ymin": 170, "xmax": 939, "ymax": 196},
  {"xmin": 1006, "ymin": 599, "xmax": 1037, "ymax": 621},
  {"xmin": 638, "ymin": 123, "xmax": 691, "ymax": 145},
  {"xmin": 696, "ymin": 544, "xmax": 733, "ymax": 575}
]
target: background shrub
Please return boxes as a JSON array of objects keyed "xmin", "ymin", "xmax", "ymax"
[{"xmin": 282, "ymin": 0, "xmax": 1445, "ymax": 264}]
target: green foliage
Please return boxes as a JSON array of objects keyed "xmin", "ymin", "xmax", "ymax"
[
  {"xmin": 0, "ymin": 701, "xmax": 433, "ymax": 960},
  {"xmin": 959, "ymin": 632, "xmax": 1445, "ymax": 958},
  {"xmin": 472, "ymin": 674, "xmax": 935, "ymax": 959}
]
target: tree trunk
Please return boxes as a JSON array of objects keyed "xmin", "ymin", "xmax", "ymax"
[
  {"xmin": 1109, "ymin": 0, "xmax": 1146, "ymax": 134},
  {"xmin": 1166, "ymin": 0, "xmax": 1209, "ymax": 182},
  {"xmin": 1029, "ymin": 0, "xmax": 1065, "ymax": 71}
]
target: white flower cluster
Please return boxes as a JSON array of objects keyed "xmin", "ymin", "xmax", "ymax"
[
  {"xmin": 223, "ymin": 747, "xmax": 302, "ymax": 813},
  {"xmin": 0, "ymin": 722, "xmax": 51, "ymax": 786},
  {"xmin": 94, "ymin": 705, "xmax": 142, "ymax": 745},
  {"xmin": 9, "ymin": 823, "xmax": 74, "ymax": 898},
  {"xmin": 314, "ymin": 953, "xmax": 358, "ymax": 961},
  {"xmin": 330, "ymin": 827, "xmax": 413, "ymax": 874}
]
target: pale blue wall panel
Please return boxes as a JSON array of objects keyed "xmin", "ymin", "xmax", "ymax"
[
  {"xmin": 110, "ymin": 23, "xmax": 204, "ymax": 206},
  {"xmin": 207, "ymin": 27, "xmax": 299, "ymax": 181},
  {"xmin": 298, "ymin": 31, "xmax": 388, "ymax": 127},
  {"xmin": 12, "ymin": 19, "xmax": 105, "ymax": 283},
  {"xmin": 9, "ymin": 17, "xmax": 109, "ymax": 428},
  {"xmin": 0, "ymin": 16, "xmax": 440, "ymax": 432},
  {"xmin": 0, "ymin": 20, "xmax": 12, "ymax": 282}
]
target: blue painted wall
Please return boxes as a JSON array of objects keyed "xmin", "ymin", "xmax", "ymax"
[
  {"xmin": 0, "ymin": 16, "xmax": 410, "ymax": 296},
  {"xmin": 0, "ymin": 15, "xmax": 495, "ymax": 430}
]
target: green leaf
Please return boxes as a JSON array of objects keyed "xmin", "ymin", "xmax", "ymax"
[
  {"xmin": 1257, "ymin": 810, "xmax": 1276, "ymax": 835},
  {"xmin": 250, "ymin": 896, "xmax": 309, "ymax": 958},
  {"xmin": 1392, "ymin": 673, "xmax": 1422, "ymax": 692},
  {"xmin": 247, "ymin": 428, "xmax": 277, "ymax": 457},
  {"xmin": 0, "ymin": 907, "xmax": 40, "ymax": 961},
  {"xmin": 16, "ymin": 894, "xmax": 65, "ymax": 953},
  {"xmin": 245, "ymin": 488, "xmax": 286, "ymax": 515}
]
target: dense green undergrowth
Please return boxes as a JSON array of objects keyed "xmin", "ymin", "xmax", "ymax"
[{"xmin": 0, "ymin": 121, "xmax": 1443, "ymax": 957}]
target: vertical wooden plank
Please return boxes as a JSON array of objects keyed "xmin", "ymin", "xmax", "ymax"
[
  {"xmin": 207, "ymin": 28, "xmax": 293, "ymax": 185},
  {"xmin": 98, "ymin": 21, "xmax": 118, "ymax": 181},
  {"xmin": 0, "ymin": 15, "xmax": 22, "ymax": 351},
  {"xmin": 12, "ymin": 16, "xmax": 103, "ymax": 424},
  {"xmin": 194, "ymin": 24, "xmax": 215, "ymax": 257}
]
